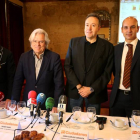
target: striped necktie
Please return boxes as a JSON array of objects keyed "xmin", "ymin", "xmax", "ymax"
[{"xmin": 122, "ymin": 44, "xmax": 133, "ymax": 89}]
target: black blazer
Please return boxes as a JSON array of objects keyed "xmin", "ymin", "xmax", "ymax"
[
  {"xmin": 12, "ymin": 49, "xmax": 64, "ymax": 109},
  {"xmin": 0, "ymin": 46, "xmax": 15, "ymax": 100},
  {"xmin": 64, "ymin": 36, "xmax": 114, "ymax": 104},
  {"xmin": 110, "ymin": 40, "xmax": 140, "ymax": 110}
]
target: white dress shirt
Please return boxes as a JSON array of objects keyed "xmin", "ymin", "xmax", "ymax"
[
  {"xmin": 119, "ymin": 38, "xmax": 138, "ymax": 91},
  {"xmin": 33, "ymin": 52, "xmax": 44, "ymax": 79}
]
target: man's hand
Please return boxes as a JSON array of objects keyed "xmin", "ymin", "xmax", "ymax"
[
  {"xmin": 5, "ymin": 99, "xmax": 11, "ymax": 109},
  {"xmin": 52, "ymin": 107, "xmax": 58, "ymax": 113},
  {"xmin": 76, "ymin": 84, "xmax": 82, "ymax": 90},
  {"xmin": 78, "ymin": 86, "xmax": 92, "ymax": 98}
]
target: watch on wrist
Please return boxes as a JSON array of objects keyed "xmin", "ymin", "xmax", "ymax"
[
  {"xmin": 90, "ymin": 87, "xmax": 94, "ymax": 93},
  {"xmin": 77, "ymin": 86, "xmax": 82, "ymax": 90}
]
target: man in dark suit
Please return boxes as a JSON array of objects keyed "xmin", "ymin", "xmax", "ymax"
[
  {"xmin": 0, "ymin": 45, "xmax": 15, "ymax": 107},
  {"xmin": 64, "ymin": 13, "xmax": 114, "ymax": 114},
  {"xmin": 110, "ymin": 17, "xmax": 140, "ymax": 117},
  {"xmin": 11, "ymin": 29, "xmax": 64, "ymax": 112}
]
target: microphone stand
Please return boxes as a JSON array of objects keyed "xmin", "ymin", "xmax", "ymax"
[
  {"xmin": 31, "ymin": 117, "xmax": 39, "ymax": 128},
  {"xmin": 51, "ymin": 112, "xmax": 69, "ymax": 140},
  {"xmin": 52, "ymin": 123, "xmax": 60, "ymax": 140},
  {"xmin": 43, "ymin": 108, "xmax": 53, "ymax": 131},
  {"xmin": 45, "ymin": 108, "xmax": 52, "ymax": 126},
  {"xmin": 51, "ymin": 121, "xmax": 68, "ymax": 129},
  {"xmin": 51, "ymin": 111, "xmax": 68, "ymax": 129},
  {"xmin": 31, "ymin": 108, "xmax": 42, "ymax": 128},
  {"xmin": 44, "ymin": 125, "xmax": 60, "ymax": 134}
]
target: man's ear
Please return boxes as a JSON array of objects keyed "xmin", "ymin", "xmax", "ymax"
[
  {"xmin": 137, "ymin": 26, "xmax": 139, "ymax": 33},
  {"xmin": 121, "ymin": 27, "xmax": 123, "ymax": 33}
]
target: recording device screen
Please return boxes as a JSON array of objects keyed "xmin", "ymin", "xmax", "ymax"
[
  {"xmin": 118, "ymin": 0, "xmax": 140, "ymax": 43},
  {"xmin": 96, "ymin": 117, "xmax": 107, "ymax": 124}
]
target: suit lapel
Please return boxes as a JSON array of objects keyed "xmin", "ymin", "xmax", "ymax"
[
  {"xmin": 86, "ymin": 37, "xmax": 104, "ymax": 72},
  {"xmin": 117, "ymin": 43, "xmax": 124, "ymax": 73},
  {"xmin": 29, "ymin": 50, "xmax": 36, "ymax": 82},
  {"xmin": 131, "ymin": 40, "xmax": 140, "ymax": 71},
  {"xmin": 78, "ymin": 37, "xmax": 86, "ymax": 71},
  {"xmin": 36, "ymin": 49, "xmax": 50, "ymax": 84}
]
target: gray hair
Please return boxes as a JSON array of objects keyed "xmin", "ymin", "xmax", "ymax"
[{"xmin": 29, "ymin": 28, "xmax": 50, "ymax": 48}]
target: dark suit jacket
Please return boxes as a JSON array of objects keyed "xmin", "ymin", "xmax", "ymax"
[
  {"xmin": 64, "ymin": 36, "xmax": 114, "ymax": 104},
  {"xmin": 0, "ymin": 46, "xmax": 15, "ymax": 100},
  {"xmin": 110, "ymin": 40, "xmax": 140, "ymax": 110},
  {"xmin": 12, "ymin": 49, "xmax": 64, "ymax": 109}
]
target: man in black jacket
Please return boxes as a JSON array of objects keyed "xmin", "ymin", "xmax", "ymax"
[
  {"xmin": 0, "ymin": 45, "xmax": 15, "ymax": 108},
  {"xmin": 110, "ymin": 17, "xmax": 140, "ymax": 117},
  {"xmin": 11, "ymin": 29, "xmax": 64, "ymax": 112},
  {"xmin": 64, "ymin": 13, "xmax": 114, "ymax": 114}
]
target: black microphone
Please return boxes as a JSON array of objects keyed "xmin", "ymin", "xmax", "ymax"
[
  {"xmin": 34, "ymin": 93, "xmax": 46, "ymax": 118},
  {"xmin": 45, "ymin": 97, "xmax": 55, "ymax": 126},
  {"xmin": 57, "ymin": 95, "xmax": 67, "ymax": 124}
]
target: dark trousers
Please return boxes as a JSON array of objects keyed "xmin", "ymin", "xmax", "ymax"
[
  {"xmin": 110, "ymin": 89, "xmax": 132, "ymax": 117},
  {"xmin": 67, "ymin": 95, "xmax": 101, "ymax": 115}
]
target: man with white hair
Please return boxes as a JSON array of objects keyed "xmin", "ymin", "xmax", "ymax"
[{"xmin": 11, "ymin": 28, "xmax": 64, "ymax": 112}]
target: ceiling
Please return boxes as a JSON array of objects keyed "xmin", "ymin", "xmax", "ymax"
[{"xmin": 19, "ymin": 0, "xmax": 85, "ymax": 2}]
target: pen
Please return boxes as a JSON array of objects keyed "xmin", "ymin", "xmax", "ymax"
[
  {"xmin": 66, "ymin": 113, "xmax": 73, "ymax": 122},
  {"xmin": 14, "ymin": 112, "xmax": 18, "ymax": 116},
  {"xmin": 128, "ymin": 117, "xmax": 131, "ymax": 127}
]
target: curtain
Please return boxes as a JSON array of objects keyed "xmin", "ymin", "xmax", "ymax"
[
  {"xmin": 0, "ymin": 0, "xmax": 8, "ymax": 48},
  {"xmin": 8, "ymin": 1, "xmax": 24, "ymax": 66}
]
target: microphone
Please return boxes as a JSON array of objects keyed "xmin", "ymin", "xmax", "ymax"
[
  {"xmin": 27, "ymin": 90, "xmax": 37, "ymax": 116},
  {"xmin": 45, "ymin": 97, "xmax": 54, "ymax": 126},
  {"xmin": 34, "ymin": 93, "xmax": 46, "ymax": 118},
  {"xmin": 0, "ymin": 91, "xmax": 5, "ymax": 101},
  {"xmin": 57, "ymin": 95, "xmax": 67, "ymax": 123}
]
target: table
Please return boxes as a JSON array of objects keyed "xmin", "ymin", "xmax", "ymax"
[{"xmin": 0, "ymin": 108, "xmax": 132, "ymax": 140}]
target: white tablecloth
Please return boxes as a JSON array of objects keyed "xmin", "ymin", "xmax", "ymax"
[{"xmin": 0, "ymin": 108, "xmax": 132, "ymax": 140}]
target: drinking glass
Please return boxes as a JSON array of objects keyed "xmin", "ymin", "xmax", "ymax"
[
  {"xmin": 87, "ymin": 107, "xmax": 96, "ymax": 130},
  {"xmin": 0, "ymin": 101, "xmax": 6, "ymax": 109},
  {"xmin": 8, "ymin": 100, "xmax": 17, "ymax": 119},
  {"xmin": 132, "ymin": 110, "xmax": 140, "ymax": 127},
  {"xmin": 17, "ymin": 101, "xmax": 26, "ymax": 121},
  {"xmin": 72, "ymin": 106, "xmax": 81, "ymax": 129}
]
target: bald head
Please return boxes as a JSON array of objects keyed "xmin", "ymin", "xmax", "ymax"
[
  {"xmin": 122, "ymin": 17, "xmax": 138, "ymax": 28},
  {"xmin": 121, "ymin": 16, "xmax": 139, "ymax": 43}
]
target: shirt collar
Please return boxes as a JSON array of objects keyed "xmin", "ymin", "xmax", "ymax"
[
  {"xmin": 85, "ymin": 36, "xmax": 98, "ymax": 44},
  {"xmin": 124, "ymin": 38, "xmax": 138, "ymax": 47},
  {"xmin": 33, "ymin": 51, "xmax": 44, "ymax": 59}
]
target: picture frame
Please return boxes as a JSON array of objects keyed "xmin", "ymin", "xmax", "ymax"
[{"xmin": 98, "ymin": 34, "xmax": 105, "ymax": 39}]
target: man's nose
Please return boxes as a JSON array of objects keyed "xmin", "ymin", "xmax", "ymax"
[
  {"xmin": 128, "ymin": 27, "xmax": 132, "ymax": 32},
  {"xmin": 37, "ymin": 41, "xmax": 41, "ymax": 45},
  {"xmin": 88, "ymin": 25, "xmax": 92, "ymax": 30}
]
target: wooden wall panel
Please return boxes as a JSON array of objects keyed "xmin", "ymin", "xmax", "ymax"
[{"xmin": 21, "ymin": 0, "xmax": 85, "ymax": 2}]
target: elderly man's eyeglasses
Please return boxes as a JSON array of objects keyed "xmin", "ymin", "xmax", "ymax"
[{"xmin": 32, "ymin": 40, "xmax": 45, "ymax": 44}]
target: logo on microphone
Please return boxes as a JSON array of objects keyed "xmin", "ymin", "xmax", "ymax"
[
  {"xmin": 40, "ymin": 93, "xmax": 44, "ymax": 97},
  {"xmin": 61, "ymin": 96, "xmax": 64, "ymax": 104}
]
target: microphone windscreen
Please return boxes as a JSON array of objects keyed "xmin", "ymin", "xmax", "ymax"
[
  {"xmin": 37, "ymin": 93, "xmax": 46, "ymax": 105},
  {"xmin": 28, "ymin": 90, "xmax": 37, "ymax": 99},
  {"xmin": 0, "ymin": 91, "xmax": 4, "ymax": 101},
  {"xmin": 45, "ymin": 97, "xmax": 54, "ymax": 110},
  {"xmin": 58, "ymin": 95, "xmax": 67, "ymax": 104}
]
